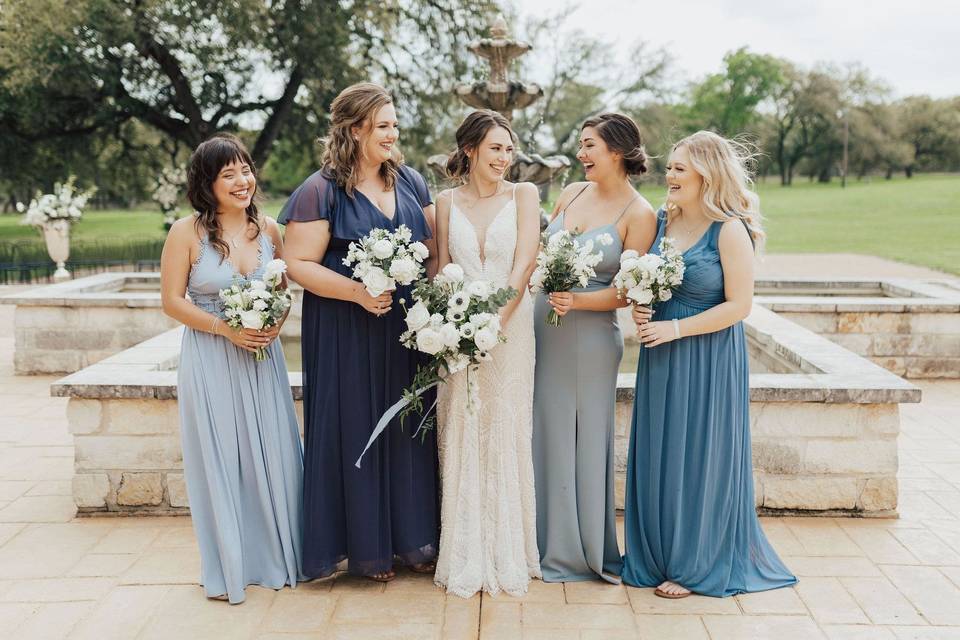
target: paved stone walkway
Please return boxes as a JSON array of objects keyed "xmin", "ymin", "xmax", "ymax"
[{"xmin": 1, "ymin": 257, "xmax": 959, "ymax": 639}]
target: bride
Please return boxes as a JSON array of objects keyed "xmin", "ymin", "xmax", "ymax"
[{"xmin": 433, "ymin": 109, "xmax": 542, "ymax": 597}]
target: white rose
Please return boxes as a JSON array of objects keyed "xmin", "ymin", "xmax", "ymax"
[
  {"xmin": 361, "ymin": 267, "xmax": 392, "ymax": 297},
  {"xmin": 620, "ymin": 249, "xmax": 639, "ymax": 262},
  {"xmin": 252, "ymin": 299, "xmax": 268, "ymax": 311},
  {"xmin": 659, "ymin": 289, "xmax": 673, "ymax": 302},
  {"xmin": 371, "ymin": 238, "xmax": 394, "ymax": 259},
  {"xmin": 638, "ymin": 254, "xmax": 665, "ymax": 273},
  {"xmin": 439, "ymin": 323, "xmax": 461, "ymax": 348},
  {"xmin": 405, "ymin": 301, "xmax": 431, "ymax": 331},
  {"xmin": 263, "ymin": 258, "xmax": 286, "ymax": 282},
  {"xmin": 410, "ymin": 241, "xmax": 429, "ymax": 260},
  {"xmin": 627, "ymin": 286, "xmax": 654, "ymax": 305},
  {"xmin": 416, "ymin": 328, "xmax": 444, "ymax": 355},
  {"xmin": 395, "ymin": 225, "xmax": 413, "ymax": 243},
  {"xmin": 430, "ymin": 313, "xmax": 444, "ymax": 329},
  {"xmin": 389, "ymin": 256, "xmax": 420, "ymax": 285},
  {"xmin": 238, "ymin": 309, "xmax": 265, "ymax": 330},
  {"xmin": 486, "ymin": 315, "xmax": 501, "ymax": 333},
  {"xmin": 445, "ymin": 354, "xmax": 469, "ymax": 374},
  {"xmin": 442, "ymin": 263, "xmax": 465, "ymax": 282},
  {"xmin": 467, "ymin": 280, "xmax": 491, "ymax": 300},
  {"xmin": 529, "ymin": 268, "xmax": 545, "ymax": 291},
  {"xmin": 249, "ymin": 279, "xmax": 267, "ymax": 291},
  {"xmin": 474, "ymin": 327, "xmax": 499, "ymax": 352},
  {"xmin": 469, "ymin": 312, "xmax": 493, "ymax": 328}
]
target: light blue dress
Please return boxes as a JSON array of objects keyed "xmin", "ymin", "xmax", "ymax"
[
  {"xmin": 177, "ymin": 227, "xmax": 304, "ymax": 604},
  {"xmin": 621, "ymin": 211, "xmax": 797, "ymax": 597},
  {"xmin": 532, "ymin": 188, "xmax": 631, "ymax": 583}
]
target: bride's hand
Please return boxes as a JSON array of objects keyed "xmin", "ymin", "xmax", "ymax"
[{"xmin": 548, "ymin": 291, "xmax": 574, "ymax": 317}]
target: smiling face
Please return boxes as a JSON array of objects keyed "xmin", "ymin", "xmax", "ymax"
[
  {"xmin": 468, "ymin": 125, "xmax": 514, "ymax": 182},
  {"xmin": 354, "ymin": 102, "xmax": 399, "ymax": 166},
  {"xmin": 665, "ymin": 144, "xmax": 703, "ymax": 210},
  {"xmin": 577, "ymin": 126, "xmax": 623, "ymax": 180},
  {"xmin": 212, "ymin": 158, "xmax": 255, "ymax": 213}
]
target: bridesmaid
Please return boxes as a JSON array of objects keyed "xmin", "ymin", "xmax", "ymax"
[
  {"xmin": 160, "ymin": 134, "xmax": 304, "ymax": 604},
  {"xmin": 622, "ymin": 131, "xmax": 797, "ymax": 598},
  {"xmin": 280, "ymin": 82, "xmax": 439, "ymax": 582},
  {"xmin": 533, "ymin": 113, "xmax": 656, "ymax": 583}
]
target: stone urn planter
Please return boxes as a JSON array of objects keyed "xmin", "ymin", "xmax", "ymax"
[{"xmin": 42, "ymin": 218, "xmax": 72, "ymax": 281}]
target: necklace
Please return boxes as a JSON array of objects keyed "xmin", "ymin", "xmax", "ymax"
[
  {"xmin": 472, "ymin": 180, "xmax": 504, "ymax": 200},
  {"xmin": 673, "ymin": 212, "xmax": 708, "ymax": 239},
  {"xmin": 224, "ymin": 222, "xmax": 249, "ymax": 249}
]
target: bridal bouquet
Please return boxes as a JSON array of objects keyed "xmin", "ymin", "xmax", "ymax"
[
  {"xmin": 342, "ymin": 224, "xmax": 428, "ymax": 297},
  {"xmin": 529, "ymin": 229, "xmax": 614, "ymax": 327},
  {"xmin": 219, "ymin": 259, "xmax": 292, "ymax": 361},
  {"xmin": 613, "ymin": 237, "xmax": 685, "ymax": 306},
  {"xmin": 355, "ymin": 263, "xmax": 517, "ymax": 467}
]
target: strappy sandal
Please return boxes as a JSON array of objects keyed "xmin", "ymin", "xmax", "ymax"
[
  {"xmin": 654, "ymin": 586, "xmax": 692, "ymax": 599},
  {"xmin": 409, "ymin": 561, "xmax": 436, "ymax": 574}
]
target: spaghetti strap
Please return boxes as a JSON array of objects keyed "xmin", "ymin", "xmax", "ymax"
[
  {"xmin": 562, "ymin": 183, "xmax": 592, "ymax": 214},
  {"xmin": 614, "ymin": 194, "xmax": 640, "ymax": 224}
]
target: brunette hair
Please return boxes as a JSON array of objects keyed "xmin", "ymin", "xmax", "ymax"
[
  {"xmin": 581, "ymin": 112, "xmax": 648, "ymax": 176},
  {"xmin": 320, "ymin": 82, "xmax": 401, "ymax": 195},
  {"xmin": 446, "ymin": 109, "xmax": 517, "ymax": 181},
  {"xmin": 186, "ymin": 133, "xmax": 261, "ymax": 261}
]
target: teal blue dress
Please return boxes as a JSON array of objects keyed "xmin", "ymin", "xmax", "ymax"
[{"xmin": 621, "ymin": 211, "xmax": 797, "ymax": 597}]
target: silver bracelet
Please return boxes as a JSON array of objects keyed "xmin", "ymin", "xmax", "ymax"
[
  {"xmin": 672, "ymin": 318, "xmax": 681, "ymax": 339},
  {"xmin": 210, "ymin": 316, "xmax": 220, "ymax": 335}
]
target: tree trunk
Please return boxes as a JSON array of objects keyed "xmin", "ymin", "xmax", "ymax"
[{"xmin": 905, "ymin": 165, "xmax": 914, "ymax": 178}]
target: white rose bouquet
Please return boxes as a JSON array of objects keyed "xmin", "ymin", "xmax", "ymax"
[
  {"xmin": 529, "ymin": 229, "xmax": 613, "ymax": 327},
  {"xmin": 218, "ymin": 259, "xmax": 292, "ymax": 361},
  {"xmin": 613, "ymin": 237, "xmax": 685, "ymax": 307},
  {"xmin": 17, "ymin": 175, "xmax": 96, "ymax": 228},
  {"xmin": 342, "ymin": 224, "xmax": 428, "ymax": 297},
  {"xmin": 354, "ymin": 263, "xmax": 517, "ymax": 467}
]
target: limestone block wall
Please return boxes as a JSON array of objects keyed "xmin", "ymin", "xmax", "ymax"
[{"xmin": 779, "ymin": 310, "xmax": 960, "ymax": 378}]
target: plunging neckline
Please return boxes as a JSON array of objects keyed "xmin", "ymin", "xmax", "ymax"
[
  {"xmin": 355, "ymin": 186, "xmax": 399, "ymax": 223},
  {"xmin": 224, "ymin": 234, "xmax": 265, "ymax": 279},
  {"xmin": 452, "ymin": 196, "xmax": 516, "ymax": 267},
  {"xmin": 664, "ymin": 221, "xmax": 715, "ymax": 256}
]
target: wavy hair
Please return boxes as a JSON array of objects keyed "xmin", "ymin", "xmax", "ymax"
[
  {"xmin": 446, "ymin": 109, "xmax": 516, "ymax": 181},
  {"xmin": 320, "ymin": 82, "xmax": 402, "ymax": 196},
  {"xmin": 581, "ymin": 112, "xmax": 648, "ymax": 176},
  {"xmin": 186, "ymin": 133, "xmax": 261, "ymax": 262},
  {"xmin": 668, "ymin": 130, "xmax": 765, "ymax": 252}
]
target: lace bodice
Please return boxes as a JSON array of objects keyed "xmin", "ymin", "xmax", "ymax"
[{"xmin": 448, "ymin": 196, "xmax": 517, "ymax": 288}]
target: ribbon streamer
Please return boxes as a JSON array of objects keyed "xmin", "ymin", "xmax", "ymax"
[{"xmin": 355, "ymin": 381, "xmax": 439, "ymax": 468}]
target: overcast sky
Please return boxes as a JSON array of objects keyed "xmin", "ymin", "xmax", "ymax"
[{"xmin": 513, "ymin": 0, "xmax": 959, "ymax": 98}]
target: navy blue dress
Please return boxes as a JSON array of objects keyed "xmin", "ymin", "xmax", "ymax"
[
  {"xmin": 278, "ymin": 165, "xmax": 439, "ymax": 578},
  {"xmin": 621, "ymin": 211, "xmax": 797, "ymax": 597}
]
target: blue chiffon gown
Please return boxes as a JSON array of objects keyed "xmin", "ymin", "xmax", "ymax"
[
  {"xmin": 278, "ymin": 165, "xmax": 439, "ymax": 578},
  {"xmin": 178, "ymin": 228, "xmax": 305, "ymax": 604},
  {"xmin": 621, "ymin": 211, "xmax": 797, "ymax": 597}
]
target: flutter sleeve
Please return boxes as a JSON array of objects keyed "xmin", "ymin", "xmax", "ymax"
[
  {"xmin": 277, "ymin": 170, "xmax": 335, "ymax": 225},
  {"xmin": 400, "ymin": 165, "xmax": 433, "ymax": 207}
]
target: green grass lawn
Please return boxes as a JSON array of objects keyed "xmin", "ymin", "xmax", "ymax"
[{"xmin": 2, "ymin": 174, "xmax": 957, "ymax": 274}]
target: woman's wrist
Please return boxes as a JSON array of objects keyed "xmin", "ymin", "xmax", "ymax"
[{"xmin": 672, "ymin": 318, "xmax": 681, "ymax": 339}]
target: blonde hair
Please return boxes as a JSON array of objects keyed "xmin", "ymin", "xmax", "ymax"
[
  {"xmin": 668, "ymin": 130, "xmax": 765, "ymax": 252},
  {"xmin": 320, "ymin": 82, "xmax": 403, "ymax": 196}
]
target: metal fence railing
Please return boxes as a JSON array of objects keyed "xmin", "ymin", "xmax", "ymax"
[{"xmin": 0, "ymin": 237, "xmax": 165, "ymax": 285}]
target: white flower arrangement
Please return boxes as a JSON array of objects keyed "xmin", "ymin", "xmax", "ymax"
[
  {"xmin": 613, "ymin": 237, "xmax": 685, "ymax": 306},
  {"xmin": 342, "ymin": 224, "xmax": 428, "ymax": 297},
  {"xmin": 354, "ymin": 263, "xmax": 518, "ymax": 467},
  {"xmin": 529, "ymin": 229, "xmax": 613, "ymax": 326},
  {"xmin": 153, "ymin": 166, "xmax": 187, "ymax": 229},
  {"xmin": 218, "ymin": 258, "xmax": 292, "ymax": 361},
  {"xmin": 17, "ymin": 176, "xmax": 96, "ymax": 228}
]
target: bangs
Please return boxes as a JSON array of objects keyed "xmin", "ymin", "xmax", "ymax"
[{"xmin": 200, "ymin": 137, "xmax": 256, "ymax": 179}]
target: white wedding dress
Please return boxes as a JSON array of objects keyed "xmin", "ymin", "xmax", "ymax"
[{"xmin": 435, "ymin": 186, "xmax": 541, "ymax": 597}]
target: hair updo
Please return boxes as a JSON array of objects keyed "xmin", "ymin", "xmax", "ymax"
[
  {"xmin": 581, "ymin": 112, "xmax": 648, "ymax": 176},
  {"xmin": 446, "ymin": 109, "xmax": 517, "ymax": 181}
]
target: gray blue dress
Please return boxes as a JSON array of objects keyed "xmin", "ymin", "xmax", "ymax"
[
  {"xmin": 177, "ymin": 228, "xmax": 304, "ymax": 604},
  {"xmin": 621, "ymin": 211, "xmax": 797, "ymax": 596},
  {"xmin": 532, "ymin": 190, "xmax": 631, "ymax": 583}
]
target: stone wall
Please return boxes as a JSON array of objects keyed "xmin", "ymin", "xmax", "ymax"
[{"xmin": 779, "ymin": 311, "xmax": 960, "ymax": 378}]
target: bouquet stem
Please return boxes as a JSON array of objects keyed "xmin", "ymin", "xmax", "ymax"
[
  {"xmin": 546, "ymin": 308, "xmax": 563, "ymax": 327},
  {"xmin": 254, "ymin": 346, "xmax": 268, "ymax": 361}
]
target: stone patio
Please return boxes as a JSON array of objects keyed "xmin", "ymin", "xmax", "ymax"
[{"xmin": 2, "ymin": 255, "xmax": 960, "ymax": 639}]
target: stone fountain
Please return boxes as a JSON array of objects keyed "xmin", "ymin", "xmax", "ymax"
[{"xmin": 428, "ymin": 15, "xmax": 570, "ymax": 189}]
